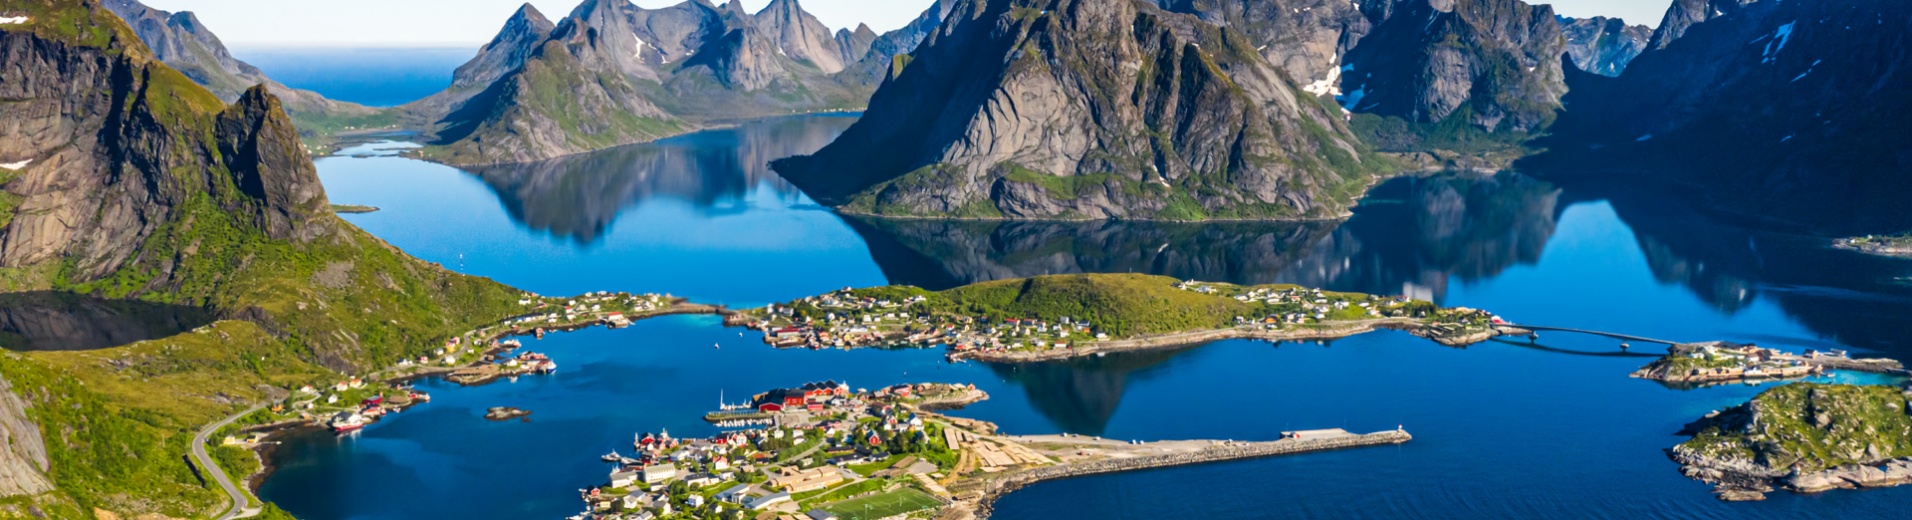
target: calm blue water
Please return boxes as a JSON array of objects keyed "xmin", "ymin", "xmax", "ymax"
[
  {"xmin": 231, "ymin": 47, "xmax": 475, "ymax": 107},
  {"xmin": 262, "ymin": 115, "xmax": 1912, "ymax": 519}
]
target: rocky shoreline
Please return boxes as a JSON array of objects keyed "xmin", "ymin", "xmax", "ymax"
[
  {"xmin": 1669, "ymin": 383, "xmax": 1912, "ymax": 501},
  {"xmin": 1671, "ymin": 446, "xmax": 1912, "ymax": 501}
]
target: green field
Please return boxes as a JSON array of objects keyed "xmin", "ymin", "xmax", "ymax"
[{"xmin": 823, "ymin": 488, "xmax": 941, "ymax": 520}]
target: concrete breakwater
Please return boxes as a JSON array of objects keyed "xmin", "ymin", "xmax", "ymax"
[
  {"xmin": 962, "ymin": 430, "xmax": 1412, "ymax": 518},
  {"xmin": 1808, "ymin": 356, "xmax": 1906, "ymax": 375},
  {"xmin": 948, "ymin": 319, "xmax": 1423, "ymax": 363}
]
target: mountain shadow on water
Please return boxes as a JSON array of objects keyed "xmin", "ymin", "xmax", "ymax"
[
  {"xmin": 1595, "ymin": 184, "xmax": 1912, "ymax": 358},
  {"xmin": 460, "ymin": 115, "xmax": 855, "ymax": 244},
  {"xmin": 982, "ymin": 346, "xmax": 1195, "ymax": 436},
  {"xmin": 0, "ymin": 293, "xmax": 216, "ymax": 351},
  {"xmin": 842, "ymin": 172, "xmax": 1570, "ymax": 301}
]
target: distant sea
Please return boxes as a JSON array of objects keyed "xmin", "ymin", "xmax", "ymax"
[{"xmin": 231, "ymin": 46, "xmax": 476, "ymax": 107}]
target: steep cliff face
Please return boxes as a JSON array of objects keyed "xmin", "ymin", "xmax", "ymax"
[
  {"xmin": 1, "ymin": 10, "xmax": 329, "ymax": 284},
  {"xmin": 755, "ymin": 0, "xmax": 844, "ymax": 72},
  {"xmin": 1646, "ymin": 0, "xmax": 1760, "ymax": 50},
  {"xmin": 1558, "ymin": 15, "xmax": 1649, "ymax": 76},
  {"xmin": 775, "ymin": 0, "xmax": 1380, "ymax": 221},
  {"xmin": 1338, "ymin": 0, "xmax": 1567, "ymax": 133},
  {"xmin": 415, "ymin": 0, "xmax": 944, "ymax": 165},
  {"xmin": 98, "ymin": 0, "xmax": 377, "ymax": 123},
  {"xmin": 0, "ymin": 3, "xmax": 524, "ymax": 513},
  {"xmin": 1539, "ymin": 0, "xmax": 1912, "ymax": 232},
  {"xmin": 1152, "ymin": 0, "xmax": 1371, "ymax": 95},
  {"xmin": 0, "ymin": 375, "xmax": 50, "ymax": 498}
]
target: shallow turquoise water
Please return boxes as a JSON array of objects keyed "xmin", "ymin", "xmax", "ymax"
[{"xmin": 262, "ymin": 115, "xmax": 1912, "ymax": 519}]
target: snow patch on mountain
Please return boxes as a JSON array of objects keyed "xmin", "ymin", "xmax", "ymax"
[{"xmin": 1762, "ymin": 22, "xmax": 1796, "ymax": 63}]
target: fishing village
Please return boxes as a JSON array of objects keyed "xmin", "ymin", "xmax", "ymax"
[
  {"xmin": 210, "ymin": 290, "xmax": 726, "ymax": 451},
  {"xmin": 563, "ymin": 380, "xmax": 1412, "ymax": 520},
  {"xmin": 195, "ymin": 275, "xmax": 1911, "ymax": 519},
  {"xmin": 725, "ymin": 279, "xmax": 1508, "ymax": 363}
]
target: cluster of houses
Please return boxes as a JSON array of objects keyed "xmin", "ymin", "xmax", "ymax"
[
  {"xmin": 508, "ymin": 291, "xmax": 673, "ymax": 333},
  {"xmin": 1184, "ymin": 282, "xmax": 1427, "ymax": 326},
  {"xmin": 574, "ymin": 382, "xmax": 966, "ymax": 519},
  {"xmin": 1640, "ymin": 342, "xmax": 1826, "ymax": 384},
  {"xmin": 747, "ymin": 290, "xmax": 1119, "ymax": 355},
  {"xmin": 278, "ymin": 377, "xmax": 432, "ymax": 434}
]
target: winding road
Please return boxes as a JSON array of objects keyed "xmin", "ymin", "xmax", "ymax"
[{"xmin": 190, "ymin": 404, "xmax": 265, "ymax": 520}]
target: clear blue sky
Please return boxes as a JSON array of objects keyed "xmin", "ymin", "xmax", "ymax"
[{"xmin": 144, "ymin": 0, "xmax": 1670, "ymax": 47}]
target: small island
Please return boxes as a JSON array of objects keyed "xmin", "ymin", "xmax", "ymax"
[
  {"xmin": 485, "ymin": 407, "xmax": 531, "ymax": 421},
  {"xmin": 330, "ymin": 204, "xmax": 380, "ymax": 214},
  {"xmin": 1834, "ymin": 234, "xmax": 1912, "ymax": 258},
  {"xmin": 727, "ymin": 274, "xmax": 1503, "ymax": 362},
  {"xmin": 1630, "ymin": 342, "xmax": 1903, "ymax": 386},
  {"xmin": 574, "ymin": 381, "xmax": 1410, "ymax": 519},
  {"xmin": 1672, "ymin": 383, "xmax": 1912, "ymax": 501}
]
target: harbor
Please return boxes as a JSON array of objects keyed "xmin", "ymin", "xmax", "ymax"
[{"xmin": 562, "ymin": 379, "xmax": 1410, "ymax": 520}]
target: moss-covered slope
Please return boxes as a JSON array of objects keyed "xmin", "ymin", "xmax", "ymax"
[{"xmin": 1673, "ymin": 383, "xmax": 1912, "ymax": 500}]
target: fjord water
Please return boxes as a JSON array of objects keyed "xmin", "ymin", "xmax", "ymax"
[
  {"xmin": 262, "ymin": 115, "xmax": 1912, "ymax": 519},
  {"xmin": 230, "ymin": 46, "xmax": 476, "ymax": 107}
]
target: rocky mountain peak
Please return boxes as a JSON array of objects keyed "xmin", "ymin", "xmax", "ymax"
[
  {"xmin": 450, "ymin": 3, "xmax": 555, "ymax": 91},
  {"xmin": 835, "ymin": 23, "xmax": 878, "ymax": 63},
  {"xmin": 754, "ymin": 0, "xmax": 845, "ymax": 72},
  {"xmin": 215, "ymin": 86, "xmax": 332, "ymax": 243},
  {"xmin": 1340, "ymin": 0, "xmax": 1567, "ymax": 132},
  {"xmin": 1648, "ymin": 0, "xmax": 1761, "ymax": 50},
  {"xmin": 1558, "ymin": 15, "xmax": 1650, "ymax": 76},
  {"xmin": 2, "ymin": 3, "xmax": 334, "ymax": 285},
  {"xmin": 776, "ymin": 0, "xmax": 1376, "ymax": 221}
]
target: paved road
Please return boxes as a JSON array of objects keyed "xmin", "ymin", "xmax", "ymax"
[{"xmin": 191, "ymin": 404, "xmax": 265, "ymax": 520}]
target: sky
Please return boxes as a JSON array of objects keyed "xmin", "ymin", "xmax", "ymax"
[{"xmin": 143, "ymin": 0, "xmax": 1672, "ymax": 47}]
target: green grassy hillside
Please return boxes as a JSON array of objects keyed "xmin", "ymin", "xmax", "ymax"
[
  {"xmin": 809, "ymin": 273, "xmax": 1415, "ymax": 339},
  {"xmin": 0, "ymin": 2, "xmax": 525, "ymax": 516}
]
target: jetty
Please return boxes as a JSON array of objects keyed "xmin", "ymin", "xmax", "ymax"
[{"xmin": 945, "ymin": 428, "xmax": 1414, "ymax": 519}]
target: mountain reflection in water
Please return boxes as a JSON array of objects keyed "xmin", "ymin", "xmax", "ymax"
[
  {"xmin": 462, "ymin": 115, "xmax": 856, "ymax": 244},
  {"xmin": 850, "ymin": 172, "xmax": 1565, "ymax": 300},
  {"xmin": 0, "ymin": 292, "xmax": 215, "ymax": 351},
  {"xmin": 844, "ymin": 172, "xmax": 1912, "ymax": 359}
]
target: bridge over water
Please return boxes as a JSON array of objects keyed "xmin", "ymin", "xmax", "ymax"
[{"xmin": 1494, "ymin": 324, "xmax": 1684, "ymax": 347}]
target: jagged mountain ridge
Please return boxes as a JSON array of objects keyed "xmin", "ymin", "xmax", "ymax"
[
  {"xmin": 774, "ymin": 0, "xmax": 1382, "ymax": 221},
  {"xmin": 1537, "ymin": 0, "xmax": 1912, "ymax": 232},
  {"xmin": 1558, "ymin": 15, "xmax": 1650, "ymax": 76},
  {"xmin": 410, "ymin": 0, "xmax": 950, "ymax": 165},
  {"xmin": 98, "ymin": 0, "xmax": 379, "ymax": 125},
  {"xmin": 1338, "ymin": 0, "xmax": 1569, "ymax": 133}
]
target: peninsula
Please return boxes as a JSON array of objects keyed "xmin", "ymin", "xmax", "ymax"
[
  {"xmin": 574, "ymin": 380, "xmax": 1410, "ymax": 520},
  {"xmin": 1672, "ymin": 383, "xmax": 1912, "ymax": 501},
  {"xmin": 727, "ymin": 274, "xmax": 1503, "ymax": 362}
]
